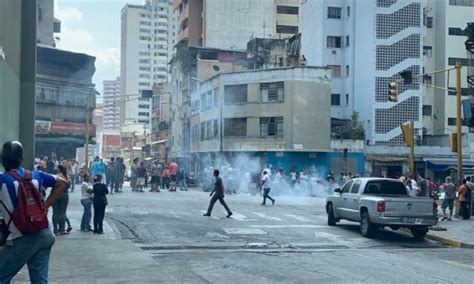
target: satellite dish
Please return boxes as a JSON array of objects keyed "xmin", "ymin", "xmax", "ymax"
[{"xmin": 212, "ymin": 65, "xmax": 220, "ymax": 72}]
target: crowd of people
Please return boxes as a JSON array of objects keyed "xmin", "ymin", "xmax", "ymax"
[{"xmin": 128, "ymin": 158, "xmax": 187, "ymax": 193}]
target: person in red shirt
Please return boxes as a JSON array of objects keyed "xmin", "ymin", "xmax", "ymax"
[
  {"xmin": 161, "ymin": 166, "xmax": 170, "ymax": 190},
  {"xmin": 168, "ymin": 160, "xmax": 178, "ymax": 192}
]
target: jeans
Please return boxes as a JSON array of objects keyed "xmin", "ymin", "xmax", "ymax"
[
  {"xmin": 93, "ymin": 202, "xmax": 107, "ymax": 233},
  {"xmin": 80, "ymin": 198, "xmax": 93, "ymax": 230},
  {"xmin": 180, "ymin": 177, "xmax": 187, "ymax": 190},
  {"xmin": 262, "ymin": 188, "xmax": 275, "ymax": 205},
  {"xmin": 70, "ymin": 175, "xmax": 76, "ymax": 192},
  {"xmin": 52, "ymin": 194, "xmax": 69, "ymax": 233},
  {"xmin": 206, "ymin": 194, "xmax": 232, "ymax": 215},
  {"xmin": 0, "ymin": 228, "xmax": 55, "ymax": 284}
]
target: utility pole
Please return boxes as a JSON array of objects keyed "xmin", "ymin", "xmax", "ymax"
[
  {"xmin": 409, "ymin": 120, "xmax": 415, "ymax": 177},
  {"xmin": 85, "ymin": 98, "xmax": 90, "ymax": 169},
  {"xmin": 455, "ymin": 62, "xmax": 463, "ymax": 183}
]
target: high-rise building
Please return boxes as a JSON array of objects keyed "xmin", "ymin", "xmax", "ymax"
[
  {"xmin": 422, "ymin": 0, "xmax": 474, "ymax": 136},
  {"xmin": 302, "ymin": 0, "xmax": 424, "ymax": 146},
  {"xmin": 102, "ymin": 77, "xmax": 121, "ymax": 132},
  {"xmin": 173, "ymin": 0, "xmax": 301, "ymax": 49},
  {"xmin": 120, "ymin": 0, "xmax": 177, "ymax": 130},
  {"xmin": 37, "ymin": 0, "xmax": 61, "ymax": 47}
]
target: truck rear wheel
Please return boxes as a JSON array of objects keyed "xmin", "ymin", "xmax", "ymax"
[
  {"xmin": 327, "ymin": 203, "xmax": 336, "ymax": 226},
  {"xmin": 411, "ymin": 227, "xmax": 428, "ymax": 240},
  {"xmin": 360, "ymin": 212, "xmax": 375, "ymax": 238}
]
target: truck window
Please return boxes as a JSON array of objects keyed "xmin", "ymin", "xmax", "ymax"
[
  {"xmin": 363, "ymin": 180, "xmax": 408, "ymax": 195},
  {"xmin": 342, "ymin": 180, "xmax": 354, "ymax": 193},
  {"xmin": 350, "ymin": 180, "xmax": 361, "ymax": 194}
]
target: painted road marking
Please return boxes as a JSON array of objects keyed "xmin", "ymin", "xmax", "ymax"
[
  {"xmin": 205, "ymin": 232, "xmax": 230, "ymax": 239},
  {"xmin": 249, "ymin": 225, "xmax": 325, "ymax": 229},
  {"xmin": 315, "ymin": 231, "xmax": 345, "ymax": 243},
  {"xmin": 223, "ymin": 228, "xmax": 267, "ymax": 235},
  {"xmin": 229, "ymin": 213, "xmax": 259, "ymax": 222},
  {"xmin": 442, "ymin": 260, "xmax": 474, "ymax": 270},
  {"xmin": 283, "ymin": 214, "xmax": 312, "ymax": 222},
  {"xmin": 252, "ymin": 212, "xmax": 282, "ymax": 221}
]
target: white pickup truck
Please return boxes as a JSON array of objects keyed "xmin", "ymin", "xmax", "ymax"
[{"xmin": 326, "ymin": 178, "xmax": 437, "ymax": 239}]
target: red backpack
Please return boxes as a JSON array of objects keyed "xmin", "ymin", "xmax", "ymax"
[{"xmin": 7, "ymin": 170, "xmax": 49, "ymax": 234}]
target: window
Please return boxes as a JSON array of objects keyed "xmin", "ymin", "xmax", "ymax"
[
  {"xmin": 261, "ymin": 82, "xmax": 284, "ymax": 103},
  {"xmin": 346, "ymin": 35, "xmax": 350, "ymax": 47},
  {"xmin": 449, "ymin": 0, "xmax": 474, "ymax": 7},
  {"xmin": 342, "ymin": 180, "xmax": 354, "ymax": 193},
  {"xmin": 331, "ymin": 94, "xmax": 341, "ymax": 106},
  {"xmin": 423, "ymin": 75, "xmax": 432, "ymax": 85},
  {"xmin": 423, "ymin": 46, "xmax": 432, "ymax": 57},
  {"xmin": 214, "ymin": 88, "xmax": 219, "ymax": 106},
  {"xmin": 139, "ymin": 36, "xmax": 151, "ymax": 41},
  {"xmin": 200, "ymin": 51, "xmax": 218, "ymax": 60},
  {"xmin": 139, "ymin": 28, "xmax": 150, "ymax": 33},
  {"xmin": 277, "ymin": 5, "xmax": 299, "ymax": 15},
  {"xmin": 345, "ymin": 65, "xmax": 350, "ymax": 77},
  {"xmin": 138, "ymin": 112, "xmax": 149, "ymax": 117},
  {"xmin": 328, "ymin": 65, "xmax": 341, "ymax": 77},
  {"xmin": 347, "ymin": 6, "xmax": 350, "ymax": 17},
  {"xmin": 213, "ymin": 120, "xmax": 218, "ymax": 137},
  {"xmin": 276, "ymin": 25, "xmax": 298, "ymax": 34},
  {"xmin": 224, "ymin": 84, "xmax": 248, "ymax": 104},
  {"xmin": 206, "ymin": 121, "xmax": 212, "ymax": 139},
  {"xmin": 224, "ymin": 118, "xmax": 247, "ymax": 137},
  {"xmin": 138, "ymin": 104, "xmax": 149, "ymax": 109},
  {"xmin": 426, "ymin": 17, "xmax": 433, "ymax": 28},
  {"xmin": 327, "ymin": 7, "xmax": 342, "ymax": 19},
  {"xmin": 422, "ymin": 105, "xmax": 432, "ymax": 116},
  {"xmin": 139, "ymin": 74, "xmax": 150, "ymax": 79},
  {"xmin": 363, "ymin": 180, "xmax": 408, "ymax": 195},
  {"xmin": 139, "ymin": 21, "xmax": 151, "ymax": 26},
  {"xmin": 260, "ymin": 117, "xmax": 284, "ymax": 137},
  {"xmin": 448, "ymin": 117, "xmax": 457, "ymax": 126},
  {"xmin": 138, "ymin": 119, "xmax": 148, "ymax": 124},
  {"xmin": 139, "ymin": 59, "xmax": 150, "ymax": 64},
  {"xmin": 351, "ymin": 180, "xmax": 361, "ymax": 194},
  {"xmin": 448, "ymin": 27, "xmax": 466, "ymax": 36},
  {"xmin": 327, "ymin": 36, "xmax": 342, "ymax": 48},
  {"xmin": 200, "ymin": 122, "xmax": 205, "ymax": 140},
  {"xmin": 346, "ymin": 94, "xmax": 349, "ymax": 105}
]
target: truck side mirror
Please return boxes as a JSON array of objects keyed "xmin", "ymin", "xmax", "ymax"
[{"xmin": 334, "ymin": 188, "xmax": 342, "ymax": 193}]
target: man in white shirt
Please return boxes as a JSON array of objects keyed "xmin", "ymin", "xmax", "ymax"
[{"xmin": 260, "ymin": 170, "xmax": 275, "ymax": 206}]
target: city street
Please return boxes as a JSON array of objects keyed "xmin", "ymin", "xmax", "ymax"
[{"xmin": 30, "ymin": 186, "xmax": 472, "ymax": 283}]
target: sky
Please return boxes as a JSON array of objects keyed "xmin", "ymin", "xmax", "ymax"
[{"xmin": 54, "ymin": 0, "xmax": 144, "ymax": 98}]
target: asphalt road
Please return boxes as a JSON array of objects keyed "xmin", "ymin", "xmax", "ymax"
[{"xmin": 105, "ymin": 187, "xmax": 474, "ymax": 283}]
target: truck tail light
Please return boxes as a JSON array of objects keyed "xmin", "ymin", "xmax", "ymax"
[{"xmin": 377, "ymin": 201, "xmax": 385, "ymax": 212}]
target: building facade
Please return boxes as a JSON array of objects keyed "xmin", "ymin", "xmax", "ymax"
[
  {"xmin": 190, "ymin": 66, "xmax": 334, "ymax": 171},
  {"xmin": 35, "ymin": 45, "xmax": 97, "ymax": 159},
  {"xmin": 120, "ymin": 0, "xmax": 177, "ymax": 130},
  {"xmin": 302, "ymin": 0, "xmax": 424, "ymax": 146},
  {"xmin": 37, "ymin": 0, "xmax": 60, "ymax": 47},
  {"xmin": 102, "ymin": 77, "xmax": 121, "ymax": 132}
]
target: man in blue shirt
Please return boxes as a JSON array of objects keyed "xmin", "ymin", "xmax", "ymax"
[
  {"xmin": 91, "ymin": 156, "xmax": 101, "ymax": 178},
  {"xmin": 0, "ymin": 141, "xmax": 69, "ymax": 283}
]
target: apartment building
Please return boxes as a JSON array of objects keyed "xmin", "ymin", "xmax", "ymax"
[
  {"xmin": 302, "ymin": 0, "xmax": 424, "ymax": 146},
  {"xmin": 102, "ymin": 77, "xmax": 121, "ymax": 132},
  {"xmin": 120, "ymin": 0, "xmax": 177, "ymax": 130},
  {"xmin": 173, "ymin": 0, "xmax": 301, "ymax": 49},
  {"xmin": 422, "ymin": 0, "xmax": 474, "ymax": 137},
  {"xmin": 190, "ymin": 66, "xmax": 336, "ymax": 170}
]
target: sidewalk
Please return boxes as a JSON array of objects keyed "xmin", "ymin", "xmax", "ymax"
[
  {"xmin": 12, "ymin": 191, "xmax": 162, "ymax": 283},
  {"xmin": 427, "ymin": 217, "xmax": 474, "ymax": 249}
]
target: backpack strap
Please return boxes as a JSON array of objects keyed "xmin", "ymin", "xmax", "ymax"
[{"xmin": 0, "ymin": 201, "xmax": 13, "ymax": 232}]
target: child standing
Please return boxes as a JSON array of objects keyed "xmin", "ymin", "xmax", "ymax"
[{"xmin": 92, "ymin": 175, "xmax": 109, "ymax": 234}]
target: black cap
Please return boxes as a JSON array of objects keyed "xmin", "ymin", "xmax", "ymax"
[{"xmin": 2, "ymin": 141, "xmax": 24, "ymax": 170}]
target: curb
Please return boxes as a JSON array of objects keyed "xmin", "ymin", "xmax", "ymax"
[{"xmin": 426, "ymin": 233, "xmax": 474, "ymax": 249}]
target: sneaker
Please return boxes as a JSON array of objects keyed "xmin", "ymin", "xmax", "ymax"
[
  {"xmin": 447, "ymin": 218, "xmax": 453, "ymax": 221},
  {"xmin": 261, "ymin": 203, "xmax": 266, "ymax": 206},
  {"xmin": 227, "ymin": 212, "xmax": 233, "ymax": 218},
  {"xmin": 67, "ymin": 227, "xmax": 72, "ymax": 232},
  {"xmin": 203, "ymin": 213, "xmax": 211, "ymax": 217}
]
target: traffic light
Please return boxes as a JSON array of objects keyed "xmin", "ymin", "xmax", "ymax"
[
  {"xmin": 399, "ymin": 70, "xmax": 413, "ymax": 84},
  {"xmin": 400, "ymin": 122, "xmax": 413, "ymax": 146},
  {"xmin": 388, "ymin": 81, "xmax": 398, "ymax": 102},
  {"xmin": 449, "ymin": 133, "xmax": 458, "ymax": 153}
]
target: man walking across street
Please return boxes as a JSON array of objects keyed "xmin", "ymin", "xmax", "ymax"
[
  {"xmin": 0, "ymin": 141, "xmax": 70, "ymax": 283},
  {"xmin": 417, "ymin": 173, "xmax": 428, "ymax": 197},
  {"xmin": 106, "ymin": 158, "xmax": 117, "ymax": 194},
  {"xmin": 441, "ymin": 177, "xmax": 456, "ymax": 221},
  {"xmin": 68, "ymin": 159, "xmax": 78, "ymax": 192},
  {"xmin": 458, "ymin": 179, "xmax": 470, "ymax": 219},
  {"xmin": 204, "ymin": 169, "xmax": 232, "ymax": 218},
  {"xmin": 260, "ymin": 170, "xmax": 275, "ymax": 206},
  {"xmin": 179, "ymin": 166, "xmax": 187, "ymax": 191}
]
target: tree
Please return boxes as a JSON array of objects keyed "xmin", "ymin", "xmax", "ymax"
[{"xmin": 338, "ymin": 112, "xmax": 365, "ymax": 140}]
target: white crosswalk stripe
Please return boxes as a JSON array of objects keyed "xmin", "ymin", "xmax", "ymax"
[
  {"xmin": 252, "ymin": 212, "xmax": 282, "ymax": 221},
  {"xmin": 283, "ymin": 214, "xmax": 312, "ymax": 222}
]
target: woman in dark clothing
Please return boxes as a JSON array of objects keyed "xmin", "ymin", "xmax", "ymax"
[{"xmin": 93, "ymin": 175, "xmax": 109, "ymax": 234}]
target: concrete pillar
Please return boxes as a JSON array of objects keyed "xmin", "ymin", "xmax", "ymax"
[{"xmin": 19, "ymin": 0, "xmax": 37, "ymax": 169}]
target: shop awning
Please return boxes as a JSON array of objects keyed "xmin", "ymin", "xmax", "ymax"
[{"xmin": 426, "ymin": 159, "xmax": 474, "ymax": 171}]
